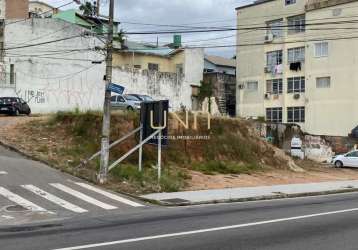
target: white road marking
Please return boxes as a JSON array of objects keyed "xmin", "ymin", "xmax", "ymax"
[
  {"xmin": 0, "ymin": 186, "xmax": 48, "ymax": 212},
  {"xmin": 21, "ymin": 185, "xmax": 88, "ymax": 213},
  {"xmin": 50, "ymin": 184, "xmax": 117, "ymax": 210},
  {"xmin": 75, "ymin": 182, "xmax": 144, "ymax": 207},
  {"xmin": 0, "ymin": 171, "xmax": 8, "ymax": 175},
  {"xmin": 53, "ymin": 207, "xmax": 358, "ymax": 250}
]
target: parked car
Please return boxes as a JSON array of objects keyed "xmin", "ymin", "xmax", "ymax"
[
  {"xmin": 110, "ymin": 94, "xmax": 141, "ymax": 111},
  {"xmin": 0, "ymin": 97, "xmax": 31, "ymax": 116},
  {"xmin": 128, "ymin": 94, "xmax": 154, "ymax": 102},
  {"xmin": 331, "ymin": 150, "xmax": 358, "ymax": 168}
]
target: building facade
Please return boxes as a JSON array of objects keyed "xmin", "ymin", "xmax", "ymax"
[
  {"xmin": 0, "ymin": 18, "xmax": 203, "ymax": 113},
  {"xmin": 113, "ymin": 40, "xmax": 204, "ymax": 110},
  {"xmin": 4, "ymin": 0, "xmax": 29, "ymax": 19},
  {"xmin": 236, "ymin": 0, "xmax": 358, "ymax": 136},
  {"xmin": 29, "ymin": 1, "xmax": 59, "ymax": 18}
]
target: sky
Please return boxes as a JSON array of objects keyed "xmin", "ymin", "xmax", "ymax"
[{"xmin": 43, "ymin": 0, "xmax": 253, "ymax": 58}]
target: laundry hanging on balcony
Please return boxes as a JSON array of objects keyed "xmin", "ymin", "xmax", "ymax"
[{"xmin": 290, "ymin": 62, "xmax": 301, "ymax": 71}]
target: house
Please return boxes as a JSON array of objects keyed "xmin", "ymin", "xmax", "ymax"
[
  {"xmin": 29, "ymin": 1, "xmax": 59, "ymax": 18},
  {"xmin": 0, "ymin": 0, "xmax": 29, "ymax": 19},
  {"xmin": 112, "ymin": 39, "xmax": 204, "ymax": 110},
  {"xmin": 236, "ymin": 0, "xmax": 358, "ymax": 137},
  {"xmin": 203, "ymin": 55, "xmax": 236, "ymax": 116},
  {"xmin": 204, "ymin": 55, "xmax": 236, "ymax": 75}
]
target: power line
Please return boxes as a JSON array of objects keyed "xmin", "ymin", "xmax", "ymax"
[{"xmin": 122, "ymin": 18, "xmax": 358, "ymax": 35}]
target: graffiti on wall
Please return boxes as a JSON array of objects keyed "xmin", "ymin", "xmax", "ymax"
[{"xmin": 16, "ymin": 89, "xmax": 47, "ymax": 104}]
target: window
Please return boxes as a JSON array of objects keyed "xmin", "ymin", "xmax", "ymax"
[
  {"xmin": 287, "ymin": 14, "xmax": 305, "ymax": 34},
  {"xmin": 134, "ymin": 65, "xmax": 141, "ymax": 69},
  {"xmin": 287, "ymin": 107, "xmax": 305, "ymax": 123},
  {"xmin": 266, "ymin": 50, "xmax": 283, "ymax": 69},
  {"xmin": 346, "ymin": 151, "xmax": 358, "ymax": 157},
  {"xmin": 117, "ymin": 96, "xmax": 125, "ymax": 102},
  {"xmin": 266, "ymin": 108, "xmax": 283, "ymax": 123},
  {"xmin": 176, "ymin": 64, "xmax": 184, "ymax": 75},
  {"xmin": 285, "ymin": 0, "xmax": 296, "ymax": 5},
  {"xmin": 288, "ymin": 47, "xmax": 305, "ymax": 63},
  {"xmin": 246, "ymin": 81, "xmax": 258, "ymax": 91},
  {"xmin": 287, "ymin": 77, "xmax": 305, "ymax": 93},
  {"xmin": 267, "ymin": 19, "xmax": 283, "ymax": 38},
  {"xmin": 110, "ymin": 96, "xmax": 117, "ymax": 102},
  {"xmin": 148, "ymin": 63, "xmax": 159, "ymax": 71},
  {"xmin": 315, "ymin": 42, "xmax": 328, "ymax": 57},
  {"xmin": 266, "ymin": 79, "xmax": 283, "ymax": 94},
  {"xmin": 316, "ymin": 77, "xmax": 331, "ymax": 88}
]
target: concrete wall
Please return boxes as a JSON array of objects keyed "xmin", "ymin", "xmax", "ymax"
[
  {"xmin": 0, "ymin": 19, "xmax": 203, "ymax": 113},
  {"xmin": 111, "ymin": 49, "xmax": 204, "ymax": 110},
  {"xmin": 236, "ymin": 0, "xmax": 358, "ymax": 136},
  {"xmin": 1, "ymin": 19, "xmax": 106, "ymax": 113},
  {"xmin": 112, "ymin": 67, "xmax": 190, "ymax": 109}
]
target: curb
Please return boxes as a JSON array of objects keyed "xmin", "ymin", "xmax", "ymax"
[{"xmin": 147, "ymin": 187, "xmax": 358, "ymax": 206}]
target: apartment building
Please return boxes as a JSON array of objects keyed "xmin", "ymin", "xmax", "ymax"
[{"xmin": 236, "ymin": 0, "xmax": 358, "ymax": 136}]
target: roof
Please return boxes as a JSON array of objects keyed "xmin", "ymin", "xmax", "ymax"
[
  {"xmin": 115, "ymin": 40, "xmax": 182, "ymax": 57},
  {"xmin": 52, "ymin": 9, "xmax": 118, "ymax": 34},
  {"xmin": 236, "ymin": 0, "xmax": 275, "ymax": 10},
  {"xmin": 205, "ymin": 55, "xmax": 236, "ymax": 68},
  {"xmin": 53, "ymin": 9, "xmax": 94, "ymax": 28}
]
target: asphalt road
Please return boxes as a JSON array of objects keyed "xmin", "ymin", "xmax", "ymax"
[
  {"xmin": 2, "ymin": 145, "xmax": 358, "ymax": 249},
  {"xmin": 1, "ymin": 183, "xmax": 358, "ymax": 249}
]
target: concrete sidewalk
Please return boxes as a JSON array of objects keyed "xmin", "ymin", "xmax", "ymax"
[{"xmin": 141, "ymin": 180, "xmax": 358, "ymax": 205}]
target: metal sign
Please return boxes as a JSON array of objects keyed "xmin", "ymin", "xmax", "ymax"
[
  {"xmin": 140, "ymin": 100, "xmax": 169, "ymax": 146},
  {"xmin": 108, "ymin": 83, "xmax": 125, "ymax": 94}
]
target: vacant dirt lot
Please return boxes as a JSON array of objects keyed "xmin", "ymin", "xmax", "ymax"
[{"xmin": 2, "ymin": 115, "xmax": 358, "ymax": 193}]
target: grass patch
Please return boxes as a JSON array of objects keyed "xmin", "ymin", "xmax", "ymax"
[{"xmin": 110, "ymin": 164, "xmax": 188, "ymax": 193}]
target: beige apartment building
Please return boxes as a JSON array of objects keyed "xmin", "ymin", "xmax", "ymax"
[{"xmin": 236, "ymin": 0, "xmax": 358, "ymax": 136}]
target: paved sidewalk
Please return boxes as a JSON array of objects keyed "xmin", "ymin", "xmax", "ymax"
[{"xmin": 141, "ymin": 180, "xmax": 358, "ymax": 205}]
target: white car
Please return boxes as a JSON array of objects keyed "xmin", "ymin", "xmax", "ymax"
[{"xmin": 332, "ymin": 150, "xmax": 358, "ymax": 168}]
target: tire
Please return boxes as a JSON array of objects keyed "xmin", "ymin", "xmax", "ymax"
[
  {"xmin": 127, "ymin": 106, "xmax": 134, "ymax": 112},
  {"xmin": 335, "ymin": 160, "xmax": 343, "ymax": 168},
  {"xmin": 27, "ymin": 109, "xmax": 31, "ymax": 116}
]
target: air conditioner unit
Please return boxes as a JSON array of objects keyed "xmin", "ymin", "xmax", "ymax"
[
  {"xmin": 294, "ymin": 93, "xmax": 301, "ymax": 100},
  {"xmin": 264, "ymin": 93, "xmax": 271, "ymax": 99},
  {"xmin": 264, "ymin": 66, "xmax": 272, "ymax": 73},
  {"xmin": 264, "ymin": 33, "xmax": 274, "ymax": 43}
]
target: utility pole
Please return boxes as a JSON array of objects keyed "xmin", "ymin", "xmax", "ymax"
[
  {"xmin": 98, "ymin": 0, "xmax": 114, "ymax": 184},
  {"xmin": 96, "ymin": 0, "xmax": 100, "ymax": 16}
]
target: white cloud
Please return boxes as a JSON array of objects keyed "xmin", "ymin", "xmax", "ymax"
[{"xmin": 43, "ymin": 0, "xmax": 253, "ymax": 57}]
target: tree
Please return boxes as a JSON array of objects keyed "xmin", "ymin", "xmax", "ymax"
[{"xmin": 79, "ymin": 1, "xmax": 96, "ymax": 16}]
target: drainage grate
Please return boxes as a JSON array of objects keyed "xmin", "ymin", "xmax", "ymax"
[{"xmin": 5, "ymin": 205, "xmax": 29, "ymax": 212}]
